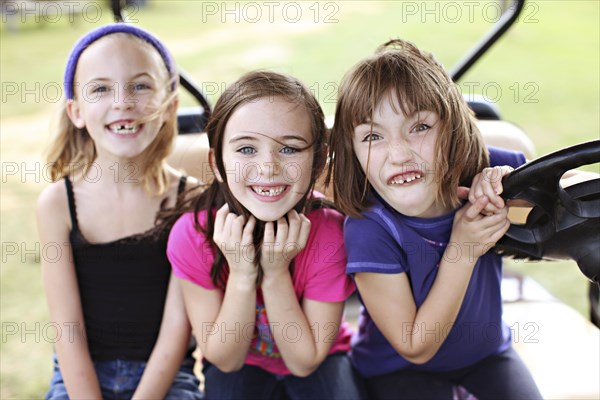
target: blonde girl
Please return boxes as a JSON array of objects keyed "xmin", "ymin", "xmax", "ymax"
[{"xmin": 37, "ymin": 23, "xmax": 202, "ymax": 399}]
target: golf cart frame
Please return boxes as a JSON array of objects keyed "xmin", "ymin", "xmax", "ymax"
[{"xmin": 109, "ymin": 0, "xmax": 600, "ymax": 397}]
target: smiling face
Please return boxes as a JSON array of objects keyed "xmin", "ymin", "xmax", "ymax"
[
  {"xmin": 353, "ymin": 91, "xmax": 452, "ymax": 218},
  {"xmin": 219, "ymin": 96, "xmax": 315, "ymax": 222},
  {"xmin": 67, "ymin": 34, "xmax": 172, "ymax": 162}
]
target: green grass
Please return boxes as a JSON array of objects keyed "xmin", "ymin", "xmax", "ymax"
[{"xmin": 1, "ymin": 1, "xmax": 598, "ymax": 398}]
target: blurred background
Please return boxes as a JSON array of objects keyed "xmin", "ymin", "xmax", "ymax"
[{"xmin": 1, "ymin": 0, "xmax": 598, "ymax": 397}]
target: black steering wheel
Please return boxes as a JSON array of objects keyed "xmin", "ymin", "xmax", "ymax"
[{"xmin": 494, "ymin": 140, "xmax": 600, "ymax": 284}]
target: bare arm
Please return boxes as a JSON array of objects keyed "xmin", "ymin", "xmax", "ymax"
[
  {"xmin": 180, "ymin": 274, "xmax": 255, "ymax": 373},
  {"xmin": 259, "ymin": 211, "xmax": 342, "ymax": 376},
  {"xmin": 37, "ymin": 183, "xmax": 102, "ymax": 398},
  {"xmin": 178, "ymin": 205, "xmax": 258, "ymax": 372},
  {"xmin": 356, "ymin": 196, "xmax": 509, "ymax": 364},
  {"xmin": 261, "ymin": 273, "xmax": 344, "ymax": 377},
  {"xmin": 133, "ymin": 276, "xmax": 193, "ymax": 399}
]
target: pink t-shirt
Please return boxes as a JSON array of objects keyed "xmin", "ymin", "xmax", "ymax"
[{"xmin": 167, "ymin": 206, "xmax": 355, "ymax": 375}]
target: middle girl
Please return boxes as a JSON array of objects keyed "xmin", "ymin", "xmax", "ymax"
[{"xmin": 167, "ymin": 71, "xmax": 363, "ymax": 400}]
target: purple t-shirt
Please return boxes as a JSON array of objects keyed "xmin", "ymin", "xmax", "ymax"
[
  {"xmin": 167, "ymin": 205, "xmax": 355, "ymax": 376},
  {"xmin": 346, "ymin": 147, "xmax": 526, "ymax": 377}
]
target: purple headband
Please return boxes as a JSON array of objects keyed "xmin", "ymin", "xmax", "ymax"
[{"xmin": 64, "ymin": 23, "xmax": 176, "ymax": 100}]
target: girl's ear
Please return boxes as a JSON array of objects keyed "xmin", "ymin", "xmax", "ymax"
[
  {"xmin": 209, "ymin": 149, "xmax": 223, "ymax": 183},
  {"xmin": 66, "ymin": 100, "xmax": 86, "ymax": 129}
]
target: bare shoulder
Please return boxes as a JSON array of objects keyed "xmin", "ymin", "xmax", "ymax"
[
  {"xmin": 36, "ymin": 179, "xmax": 71, "ymax": 231},
  {"xmin": 164, "ymin": 165, "xmax": 207, "ymax": 204},
  {"xmin": 37, "ymin": 179, "xmax": 68, "ymax": 215}
]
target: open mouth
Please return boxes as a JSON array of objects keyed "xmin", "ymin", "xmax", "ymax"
[
  {"xmin": 388, "ymin": 172, "xmax": 423, "ymax": 185},
  {"xmin": 251, "ymin": 185, "xmax": 287, "ymax": 197},
  {"xmin": 107, "ymin": 121, "xmax": 142, "ymax": 135}
]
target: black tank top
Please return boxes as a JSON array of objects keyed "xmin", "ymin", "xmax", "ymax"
[{"xmin": 65, "ymin": 176, "xmax": 187, "ymax": 361}]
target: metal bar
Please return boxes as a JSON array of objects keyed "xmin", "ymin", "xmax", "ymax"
[
  {"xmin": 450, "ymin": 0, "xmax": 526, "ymax": 82},
  {"xmin": 111, "ymin": 0, "xmax": 124, "ymax": 22},
  {"xmin": 179, "ymin": 70, "xmax": 212, "ymax": 120}
]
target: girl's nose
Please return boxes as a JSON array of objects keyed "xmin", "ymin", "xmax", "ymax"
[
  {"xmin": 113, "ymin": 83, "xmax": 135, "ymax": 110},
  {"xmin": 388, "ymin": 140, "xmax": 412, "ymax": 164},
  {"xmin": 261, "ymin": 151, "xmax": 282, "ymax": 177}
]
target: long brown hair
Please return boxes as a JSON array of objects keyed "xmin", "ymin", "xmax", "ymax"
[
  {"xmin": 46, "ymin": 32, "xmax": 179, "ymax": 195},
  {"xmin": 193, "ymin": 70, "xmax": 330, "ymax": 288},
  {"xmin": 326, "ymin": 39, "xmax": 489, "ymax": 218}
]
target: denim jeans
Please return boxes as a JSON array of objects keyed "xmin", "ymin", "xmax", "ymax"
[
  {"xmin": 203, "ymin": 353, "xmax": 366, "ymax": 400},
  {"xmin": 45, "ymin": 354, "xmax": 203, "ymax": 400}
]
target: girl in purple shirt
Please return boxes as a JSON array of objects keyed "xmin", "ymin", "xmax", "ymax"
[{"xmin": 326, "ymin": 39, "xmax": 542, "ymax": 399}]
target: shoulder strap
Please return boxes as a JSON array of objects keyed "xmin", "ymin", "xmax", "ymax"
[
  {"xmin": 177, "ymin": 175, "xmax": 187, "ymax": 195},
  {"xmin": 64, "ymin": 176, "xmax": 79, "ymax": 230}
]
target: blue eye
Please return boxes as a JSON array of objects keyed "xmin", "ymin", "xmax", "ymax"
[
  {"xmin": 126, "ymin": 82, "xmax": 151, "ymax": 93},
  {"xmin": 413, "ymin": 123, "xmax": 431, "ymax": 133},
  {"xmin": 361, "ymin": 132, "xmax": 382, "ymax": 142},
  {"xmin": 92, "ymin": 85, "xmax": 108, "ymax": 94},
  {"xmin": 280, "ymin": 146, "xmax": 299, "ymax": 155},
  {"xmin": 238, "ymin": 146, "xmax": 256, "ymax": 155},
  {"xmin": 133, "ymin": 83, "xmax": 151, "ymax": 91}
]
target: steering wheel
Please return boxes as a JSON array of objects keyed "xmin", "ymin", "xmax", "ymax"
[{"xmin": 494, "ymin": 140, "xmax": 600, "ymax": 284}]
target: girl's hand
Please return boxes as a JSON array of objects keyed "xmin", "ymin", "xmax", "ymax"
[
  {"xmin": 469, "ymin": 166, "xmax": 514, "ymax": 215},
  {"xmin": 451, "ymin": 196, "xmax": 510, "ymax": 261},
  {"xmin": 213, "ymin": 204, "xmax": 257, "ymax": 279},
  {"xmin": 260, "ymin": 210, "xmax": 311, "ymax": 276}
]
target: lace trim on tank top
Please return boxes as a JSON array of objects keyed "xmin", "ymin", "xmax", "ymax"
[{"xmin": 64, "ymin": 175, "xmax": 187, "ymax": 246}]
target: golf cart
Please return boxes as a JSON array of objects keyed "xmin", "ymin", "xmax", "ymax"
[{"xmin": 108, "ymin": 0, "xmax": 600, "ymax": 398}]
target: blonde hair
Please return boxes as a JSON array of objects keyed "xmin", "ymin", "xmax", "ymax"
[
  {"xmin": 327, "ymin": 39, "xmax": 489, "ymax": 217},
  {"xmin": 47, "ymin": 32, "xmax": 178, "ymax": 195}
]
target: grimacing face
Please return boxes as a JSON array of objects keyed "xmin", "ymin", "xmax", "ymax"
[{"xmin": 352, "ymin": 91, "xmax": 451, "ymax": 219}]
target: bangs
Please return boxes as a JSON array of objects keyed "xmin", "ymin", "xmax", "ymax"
[
  {"xmin": 345, "ymin": 52, "xmax": 450, "ymax": 129},
  {"xmin": 330, "ymin": 39, "xmax": 487, "ymax": 217}
]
